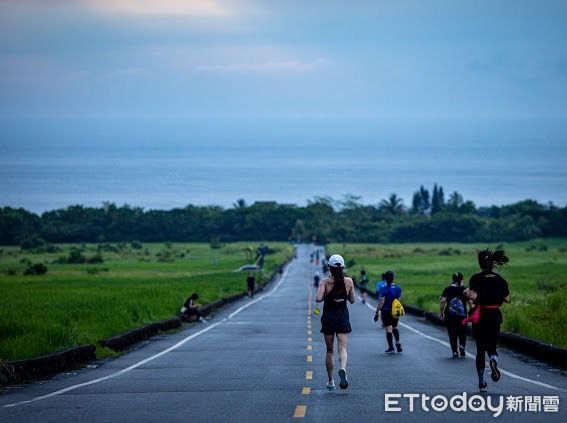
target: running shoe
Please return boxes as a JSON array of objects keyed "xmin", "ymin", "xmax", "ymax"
[
  {"xmin": 385, "ymin": 348, "xmax": 395, "ymax": 354},
  {"xmin": 326, "ymin": 381, "xmax": 336, "ymax": 391},
  {"xmin": 489, "ymin": 358, "xmax": 501, "ymax": 382},
  {"xmin": 459, "ymin": 346, "xmax": 466, "ymax": 357},
  {"xmin": 338, "ymin": 368, "xmax": 348, "ymax": 389},
  {"xmin": 452, "ymin": 351, "xmax": 459, "ymax": 359},
  {"xmin": 479, "ymin": 382, "xmax": 488, "ymax": 393},
  {"xmin": 396, "ymin": 343, "xmax": 403, "ymax": 353}
]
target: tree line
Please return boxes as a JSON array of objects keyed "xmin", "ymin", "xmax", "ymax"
[{"xmin": 1, "ymin": 186, "xmax": 566, "ymax": 246}]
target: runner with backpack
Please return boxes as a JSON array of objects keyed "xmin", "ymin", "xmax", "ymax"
[
  {"xmin": 463, "ymin": 250, "xmax": 510, "ymax": 393},
  {"xmin": 439, "ymin": 272, "xmax": 469, "ymax": 358},
  {"xmin": 373, "ymin": 271, "xmax": 404, "ymax": 354}
]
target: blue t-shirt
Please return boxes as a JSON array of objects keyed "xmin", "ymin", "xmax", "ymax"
[
  {"xmin": 379, "ymin": 283, "xmax": 402, "ymax": 311},
  {"xmin": 375, "ymin": 280, "xmax": 387, "ymax": 294}
]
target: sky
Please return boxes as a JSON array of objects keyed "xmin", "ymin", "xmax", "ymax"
[
  {"xmin": 1, "ymin": 0, "xmax": 567, "ymax": 119},
  {"xmin": 0, "ymin": 1, "xmax": 566, "ymax": 212}
]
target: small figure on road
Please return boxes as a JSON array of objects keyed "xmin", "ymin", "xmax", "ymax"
[
  {"xmin": 313, "ymin": 271, "xmax": 321, "ymax": 289},
  {"xmin": 440, "ymin": 272, "xmax": 470, "ymax": 358},
  {"xmin": 181, "ymin": 292, "xmax": 202, "ymax": 321},
  {"xmin": 463, "ymin": 250, "xmax": 510, "ymax": 393},
  {"xmin": 247, "ymin": 272, "xmax": 256, "ymax": 298},
  {"xmin": 374, "ymin": 271, "xmax": 403, "ymax": 354},
  {"xmin": 315, "ymin": 254, "xmax": 355, "ymax": 391},
  {"xmin": 358, "ymin": 268, "xmax": 369, "ymax": 304}
]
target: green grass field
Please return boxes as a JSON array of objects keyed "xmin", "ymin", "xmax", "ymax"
[
  {"xmin": 327, "ymin": 239, "xmax": 567, "ymax": 349},
  {"xmin": 0, "ymin": 242, "xmax": 292, "ymax": 361}
]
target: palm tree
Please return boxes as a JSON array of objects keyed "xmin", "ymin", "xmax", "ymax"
[{"xmin": 379, "ymin": 193, "xmax": 405, "ymax": 215}]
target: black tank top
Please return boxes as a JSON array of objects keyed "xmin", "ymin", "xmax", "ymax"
[{"xmin": 323, "ymin": 279, "xmax": 348, "ymax": 314}]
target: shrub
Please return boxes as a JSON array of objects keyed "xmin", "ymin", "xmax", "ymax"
[
  {"xmin": 24, "ymin": 263, "xmax": 48, "ymax": 275},
  {"xmin": 20, "ymin": 235, "xmax": 46, "ymax": 250},
  {"xmin": 130, "ymin": 240, "xmax": 143, "ymax": 250},
  {"xmin": 209, "ymin": 237, "xmax": 223, "ymax": 249}
]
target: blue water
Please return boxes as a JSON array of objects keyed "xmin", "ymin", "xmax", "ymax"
[{"xmin": 0, "ymin": 117, "xmax": 566, "ymax": 213}]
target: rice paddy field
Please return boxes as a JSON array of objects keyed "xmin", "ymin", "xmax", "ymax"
[
  {"xmin": 328, "ymin": 239, "xmax": 567, "ymax": 349},
  {"xmin": 0, "ymin": 242, "xmax": 293, "ymax": 361}
]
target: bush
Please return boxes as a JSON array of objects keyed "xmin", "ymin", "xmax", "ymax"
[
  {"xmin": 131, "ymin": 240, "xmax": 143, "ymax": 250},
  {"xmin": 209, "ymin": 237, "xmax": 223, "ymax": 249},
  {"xmin": 24, "ymin": 263, "xmax": 48, "ymax": 275},
  {"xmin": 20, "ymin": 235, "xmax": 46, "ymax": 250},
  {"xmin": 87, "ymin": 254, "xmax": 104, "ymax": 264}
]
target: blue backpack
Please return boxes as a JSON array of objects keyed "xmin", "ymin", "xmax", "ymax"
[{"xmin": 448, "ymin": 297, "xmax": 466, "ymax": 317}]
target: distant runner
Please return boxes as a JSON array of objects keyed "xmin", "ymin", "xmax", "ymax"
[
  {"xmin": 464, "ymin": 250, "xmax": 510, "ymax": 393},
  {"xmin": 359, "ymin": 268, "xmax": 369, "ymax": 304},
  {"xmin": 375, "ymin": 273, "xmax": 387, "ymax": 296},
  {"xmin": 246, "ymin": 272, "xmax": 256, "ymax": 298},
  {"xmin": 440, "ymin": 272, "xmax": 469, "ymax": 358},
  {"xmin": 374, "ymin": 271, "xmax": 403, "ymax": 354},
  {"xmin": 316, "ymin": 254, "xmax": 355, "ymax": 390},
  {"xmin": 313, "ymin": 271, "xmax": 321, "ymax": 289}
]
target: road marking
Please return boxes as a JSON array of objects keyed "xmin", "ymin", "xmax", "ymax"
[
  {"xmin": 307, "ymin": 324, "xmax": 311, "ymax": 329},
  {"xmin": 307, "ymin": 345, "xmax": 312, "ymax": 351},
  {"xmin": 306, "ymin": 371, "xmax": 313, "ymax": 380},
  {"xmin": 293, "ymin": 405, "xmax": 307, "ymax": 418},
  {"xmin": 302, "ymin": 387, "xmax": 311, "ymax": 395},
  {"xmin": 359, "ymin": 296, "xmax": 566, "ymax": 392},
  {"xmin": 307, "ymin": 337, "xmax": 312, "ymax": 342},
  {"xmin": 306, "ymin": 355, "xmax": 313, "ymax": 362},
  {"xmin": 2, "ymin": 262, "xmax": 294, "ymax": 408},
  {"xmin": 307, "ymin": 330, "xmax": 312, "ymax": 335}
]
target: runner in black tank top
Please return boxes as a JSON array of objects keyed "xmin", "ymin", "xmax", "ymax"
[
  {"xmin": 464, "ymin": 249, "xmax": 510, "ymax": 393},
  {"xmin": 315, "ymin": 254, "xmax": 355, "ymax": 391}
]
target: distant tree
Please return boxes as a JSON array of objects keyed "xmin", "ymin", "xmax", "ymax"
[
  {"xmin": 447, "ymin": 191, "xmax": 464, "ymax": 209},
  {"xmin": 411, "ymin": 186, "xmax": 430, "ymax": 215},
  {"xmin": 431, "ymin": 184, "xmax": 446, "ymax": 215},
  {"xmin": 379, "ymin": 194, "xmax": 405, "ymax": 215},
  {"xmin": 233, "ymin": 199, "xmax": 247, "ymax": 209}
]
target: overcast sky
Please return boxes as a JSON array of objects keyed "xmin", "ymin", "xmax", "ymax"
[{"xmin": 1, "ymin": 0, "xmax": 567, "ymax": 119}]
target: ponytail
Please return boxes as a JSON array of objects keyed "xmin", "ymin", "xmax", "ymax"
[
  {"xmin": 478, "ymin": 249, "xmax": 509, "ymax": 271},
  {"xmin": 329, "ymin": 265, "xmax": 346, "ymax": 295}
]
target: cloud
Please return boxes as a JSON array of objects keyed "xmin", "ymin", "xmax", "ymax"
[
  {"xmin": 195, "ymin": 58, "xmax": 328, "ymax": 74},
  {"xmin": 80, "ymin": 0, "xmax": 231, "ymax": 17}
]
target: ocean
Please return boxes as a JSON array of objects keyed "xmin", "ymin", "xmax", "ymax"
[{"xmin": 0, "ymin": 117, "xmax": 566, "ymax": 213}]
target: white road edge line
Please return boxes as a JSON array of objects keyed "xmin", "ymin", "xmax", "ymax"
[
  {"xmin": 3, "ymin": 262, "xmax": 293, "ymax": 408},
  {"xmin": 358, "ymin": 296, "xmax": 566, "ymax": 392}
]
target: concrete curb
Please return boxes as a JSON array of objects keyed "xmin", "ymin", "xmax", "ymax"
[
  {"xmin": 0, "ymin": 345, "xmax": 96, "ymax": 385},
  {"xmin": 356, "ymin": 284, "xmax": 567, "ymax": 368},
  {"xmin": 103, "ymin": 255, "xmax": 293, "ymax": 350},
  {"xmin": 0, "ymin": 256, "xmax": 292, "ymax": 386}
]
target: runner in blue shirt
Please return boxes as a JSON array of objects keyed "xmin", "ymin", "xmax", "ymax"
[
  {"xmin": 374, "ymin": 271, "xmax": 403, "ymax": 354},
  {"xmin": 375, "ymin": 273, "xmax": 387, "ymax": 296}
]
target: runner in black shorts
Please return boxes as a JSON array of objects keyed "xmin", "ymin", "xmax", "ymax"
[
  {"xmin": 316, "ymin": 254, "xmax": 355, "ymax": 390},
  {"xmin": 374, "ymin": 271, "xmax": 403, "ymax": 354},
  {"xmin": 464, "ymin": 249, "xmax": 510, "ymax": 393}
]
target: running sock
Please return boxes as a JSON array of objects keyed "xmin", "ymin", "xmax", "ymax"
[
  {"xmin": 489, "ymin": 355, "xmax": 498, "ymax": 363},
  {"xmin": 386, "ymin": 333, "xmax": 394, "ymax": 349},
  {"xmin": 392, "ymin": 328, "xmax": 400, "ymax": 342},
  {"xmin": 477, "ymin": 368, "xmax": 485, "ymax": 385}
]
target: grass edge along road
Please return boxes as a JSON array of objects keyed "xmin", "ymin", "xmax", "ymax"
[
  {"xmin": 327, "ymin": 239, "xmax": 567, "ymax": 349},
  {"xmin": 0, "ymin": 242, "xmax": 293, "ymax": 362}
]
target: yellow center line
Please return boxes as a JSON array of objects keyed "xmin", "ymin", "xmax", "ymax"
[
  {"xmin": 293, "ymin": 405, "xmax": 307, "ymax": 418},
  {"xmin": 307, "ymin": 345, "xmax": 312, "ymax": 351},
  {"xmin": 306, "ymin": 371, "xmax": 313, "ymax": 380},
  {"xmin": 306, "ymin": 355, "xmax": 312, "ymax": 362},
  {"xmin": 302, "ymin": 387, "xmax": 311, "ymax": 395}
]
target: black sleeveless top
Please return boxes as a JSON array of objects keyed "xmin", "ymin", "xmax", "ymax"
[{"xmin": 320, "ymin": 278, "xmax": 351, "ymax": 334}]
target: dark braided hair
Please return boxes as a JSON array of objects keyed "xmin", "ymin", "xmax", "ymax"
[{"xmin": 477, "ymin": 249, "xmax": 509, "ymax": 271}]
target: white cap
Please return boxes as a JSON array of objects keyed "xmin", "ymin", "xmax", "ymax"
[{"xmin": 328, "ymin": 254, "xmax": 345, "ymax": 268}]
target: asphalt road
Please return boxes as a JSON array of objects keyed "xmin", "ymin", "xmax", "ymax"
[{"xmin": 1, "ymin": 244, "xmax": 566, "ymax": 422}]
